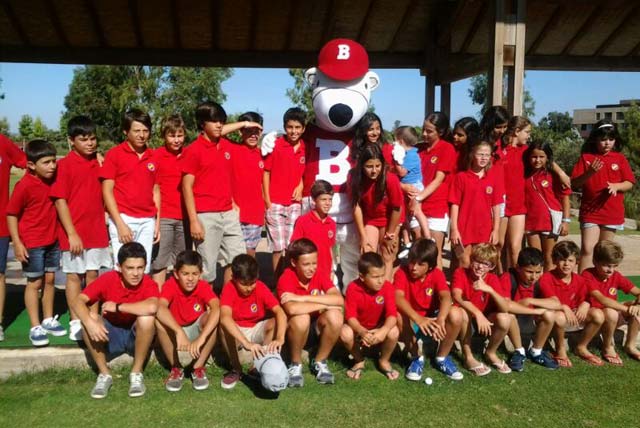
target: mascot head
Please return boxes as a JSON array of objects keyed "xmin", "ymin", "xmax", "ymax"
[{"xmin": 305, "ymin": 39, "xmax": 379, "ymax": 133}]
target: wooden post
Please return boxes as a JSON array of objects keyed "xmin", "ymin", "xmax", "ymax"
[
  {"xmin": 425, "ymin": 76, "xmax": 436, "ymax": 116},
  {"xmin": 488, "ymin": 0, "xmax": 505, "ymax": 109},
  {"xmin": 440, "ymin": 83, "xmax": 451, "ymax": 118},
  {"xmin": 511, "ymin": 0, "xmax": 526, "ymax": 116}
]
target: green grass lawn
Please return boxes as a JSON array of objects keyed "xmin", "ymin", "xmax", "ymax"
[{"xmin": 2, "ymin": 356, "xmax": 640, "ymax": 428}]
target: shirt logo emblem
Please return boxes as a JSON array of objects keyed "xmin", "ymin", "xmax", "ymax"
[
  {"xmin": 426, "ymin": 288, "xmax": 433, "ymax": 296},
  {"xmin": 486, "ymin": 186, "xmax": 493, "ymax": 194},
  {"xmin": 611, "ymin": 163, "xmax": 619, "ymax": 171},
  {"xmin": 430, "ymin": 156, "xmax": 438, "ymax": 164},
  {"xmin": 541, "ymin": 180, "xmax": 549, "ymax": 188},
  {"xmin": 225, "ymin": 152, "xmax": 231, "ymax": 160},
  {"xmin": 193, "ymin": 303, "xmax": 202, "ymax": 312},
  {"xmin": 300, "ymin": 156, "xmax": 306, "ymax": 164},
  {"xmin": 250, "ymin": 303, "xmax": 258, "ymax": 313},
  {"xmin": 310, "ymin": 289, "xmax": 320, "ymax": 296},
  {"xmin": 147, "ymin": 162, "xmax": 155, "ymax": 171},
  {"xmin": 375, "ymin": 295, "xmax": 384, "ymax": 305},
  {"xmin": 258, "ymin": 160, "xmax": 264, "ymax": 169},
  {"xmin": 328, "ymin": 231, "xmax": 334, "ymax": 239},
  {"xmin": 609, "ymin": 287, "xmax": 617, "ymax": 296}
]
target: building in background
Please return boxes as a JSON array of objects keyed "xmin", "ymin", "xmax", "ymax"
[{"xmin": 573, "ymin": 99, "xmax": 638, "ymax": 138}]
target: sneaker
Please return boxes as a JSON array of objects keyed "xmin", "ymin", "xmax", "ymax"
[
  {"xmin": 29, "ymin": 325, "xmax": 49, "ymax": 347},
  {"xmin": 312, "ymin": 360, "xmax": 335, "ymax": 384},
  {"xmin": 191, "ymin": 367, "xmax": 209, "ymax": 391},
  {"xmin": 398, "ymin": 247, "xmax": 410, "ymax": 260},
  {"xmin": 528, "ymin": 349, "xmax": 559, "ymax": 370},
  {"xmin": 165, "ymin": 367, "xmax": 184, "ymax": 392},
  {"xmin": 69, "ymin": 319, "xmax": 83, "ymax": 341},
  {"xmin": 405, "ymin": 356, "xmax": 424, "ymax": 381},
  {"xmin": 0, "ymin": 325, "xmax": 4, "ymax": 341},
  {"xmin": 434, "ymin": 356, "xmax": 464, "ymax": 380},
  {"xmin": 128, "ymin": 372, "xmax": 146, "ymax": 397},
  {"xmin": 288, "ymin": 363, "xmax": 304, "ymax": 388},
  {"xmin": 42, "ymin": 315, "xmax": 67, "ymax": 337},
  {"xmin": 91, "ymin": 373, "xmax": 113, "ymax": 399},
  {"xmin": 221, "ymin": 370, "xmax": 241, "ymax": 390},
  {"xmin": 509, "ymin": 350, "xmax": 526, "ymax": 372}
]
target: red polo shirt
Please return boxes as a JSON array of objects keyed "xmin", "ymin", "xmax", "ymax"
[
  {"xmin": 263, "ymin": 136, "xmax": 306, "ymax": 206},
  {"xmin": 290, "ymin": 211, "xmax": 336, "ymax": 280},
  {"xmin": 345, "ymin": 279, "xmax": 397, "ymax": 330},
  {"xmin": 524, "ymin": 170, "xmax": 571, "ymax": 232},
  {"xmin": 181, "ymin": 134, "xmax": 234, "ymax": 213},
  {"xmin": 357, "ymin": 172, "xmax": 404, "ymax": 227},
  {"xmin": 99, "ymin": 142, "xmax": 157, "ymax": 218},
  {"xmin": 496, "ymin": 143, "xmax": 527, "ymax": 216},
  {"xmin": 539, "ymin": 271, "xmax": 588, "ymax": 310},
  {"xmin": 452, "ymin": 268, "xmax": 506, "ymax": 314},
  {"xmin": 417, "ymin": 139, "xmax": 456, "ymax": 218},
  {"xmin": 276, "ymin": 266, "xmax": 335, "ymax": 299},
  {"xmin": 160, "ymin": 276, "xmax": 217, "ymax": 326},
  {"xmin": 571, "ymin": 152, "xmax": 635, "ymax": 225},
  {"xmin": 448, "ymin": 169, "xmax": 502, "ymax": 245},
  {"xmin": 220, "ymin": 280, "xmax": 279, "ymax": 328},
  {"xmin": 231, "ymin": 143, "xmax": 265, "ymax": 225},
  {"xmin": 0, "ymin": 135, "xmax": 26, "ymax": 237},
  {"xmin": 582, "ymin": 268, "xmax": 635, "ymax": 309},
  {"xmin": 154, "ymin": 146, "xmax": 183, "ymax": 220},
  {"xmin": 6, "ymin": 173, "xmax": 58, "ymax": 248},
  {"xmin": 394, "ymin": 266, "xmax": 449, "ymax": 317},
  {"xmin": 50, "ymin": 151, "xmax": 109, "ymax": 251},
  {"xmin": 500, "ymin": 270, "xmax": 541, "ymax": 304},
  {"xmin": 82, "ymin": 271, "xmax": 160, "ymax": 328}
]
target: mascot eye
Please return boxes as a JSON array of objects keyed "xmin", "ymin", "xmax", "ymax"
[{"xmin": 364, "ymin": 83, "xmax": 368, "ymax": 90}]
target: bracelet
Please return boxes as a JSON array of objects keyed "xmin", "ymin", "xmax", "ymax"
[
  {"xmin": 415, "ymin": 195, "xmax": 423, "ymax": 202},
  {"xmin": 562, "ymin": 218, "xmax": 572, "ymax": 223},
  {"xmin": 384, "ymin": 232, "xmax": 396, "ymax": 240},
  {"xmin": 115, "ymin": 303, "xmax": 121, "ymax": 313}
]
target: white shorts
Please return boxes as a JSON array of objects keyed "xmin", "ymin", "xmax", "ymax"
[
  {"xmin": 581, "ymin": 222, "xmax": 624, "ymax": 231},
  {"xmin": 499, "ymin": 202, "xmax": 506, "ymax": 218},
  {"xmin": 182, "ymin": 314, "xmax": 205, "ymax": 341},
  {"xmin": 61, "ymin": 248, "xmax": 113, "ymax": 274},
  {"xmin": 411, "ymin": 214, "xmax": 449, "ymax": 233},
  {"xmin": 238, "ymin": 319, "xmax": 267, "ymax": 348}
]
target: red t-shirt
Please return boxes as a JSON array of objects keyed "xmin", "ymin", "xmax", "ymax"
[
  {"xmin": 181, "ymin": 135, "xmax": 234, "ymax": 213},
  {"xmin": 6, "ymin": 173, "xmax": 58, "ymax": 248},
  {"xmin": 499, "ymin": 270, "xmax": 541, "ymax": 304},
  {"xmin": 276, "ymin": 266, "xmax": 336, "ymax": 299},
  {"xmin": 582, "ymin": 268, "xmax": 635, "ymax": 309},
  {"xmin": 220, "ymin": 280, "xmax": 279, "ymax": 327},
  {"xmin": 290, "ymin": 211, "xmax": 336, "ymax": 280},
  {"xmin": 357, "ymin": 172, "xmax": 404, "ymax": 227},
  {"xmin": 524, "ymin": 169, "xmax": 571, "ymax": 232},
  {"xmin": 539, "ymin": 271, "xmax": 588, "ymax": 309},
  {"xmin": 381, "ymin": 143, "xmax": 394, "ymax": 167},
  {"xmin": 0, "ymin": 135, "xmax": 26, "ymax": 237},
  {"xmin": 231, "ymin": 143, "xmax": 265, "ymax": 225},
  {"xmin": 81, "ymin": 271, "xmax": 160, "ymax": 328},
  {"xmin": 417, "ymin": 139, "xmax": 456, "ymax": 218},
  {"xmin": 153, "ymin": 146, "xmax": 183, "ymax": 220},
  {"xmin": 99, "ymin": 142, "xmax": 157, "ymax": 218},
  {"xmin": 50, "ymin": 151, "xmax": 109, "ymax": 251},
  {"xmin": 448, "ymin": 169, "xmax": 502, "ymax": 245},
  {"xmin": 496, "ymin": 143, "xmax": 527, "ymax": 216},
  {"xmin": 263, "ymin": 136, "xmax": 306, "ymax": 206},
  {"xmin": 344, "ymin": 279, "xmax": 397, "ymax": 330},
  {"xmin": 571, "ymin": 152, "xmax": 635, "ymax": 225},
  {"xmin": 393, "ymin": 265, "xmax": 449, "ymax": 317},
  {"xmin": 160, "ymin": 276, "xmax": 217, "ymax": 326},
  {"xmin": 452, "ymin": 268, "xmax": 506, "ymax": 314}
]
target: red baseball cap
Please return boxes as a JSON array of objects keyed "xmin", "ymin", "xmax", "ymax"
[{"xmin": 318, "ymin": 38, "xmax": 369, "ymax": 81}]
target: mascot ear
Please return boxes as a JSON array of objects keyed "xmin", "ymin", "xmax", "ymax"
[
  {"xmin": 366, "ymin": 71, "xmax": 380, "ymax": 92},
  {"xmin": 305, "ymin": 67, "xmax": 318, "ymax": 87}
]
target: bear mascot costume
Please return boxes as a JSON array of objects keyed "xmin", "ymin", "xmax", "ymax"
[{"xmin": 262, "ymin": 38, "xmax": 387, "ymax": 289}]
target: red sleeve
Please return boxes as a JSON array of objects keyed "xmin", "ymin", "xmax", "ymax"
[
  {"xmin": 181, "ymin": 145, "xmax": 199, "ymax": 176},
  {"xmin": 258, "ymin": 282, "xmax": 279, "ymax": 310},
  {"xmin": 448, "ymin": 173, "xmax": 463, "ymax": 205},
  {"xmin": 386, "ymin": 173, "xmax": 403, "ymax": 209},
  {"xmin": 344, "ymin": 282, "xmax": 359, "ymax": 321},
  {"xmin": 488, "ymin": 274, "xmax": 508, "ymax": 298},
  {"xmin": 383, "ymin": 282, "xmax": 398, "ymax": 318},
  {"xmin": 98, "ymin": 148, "xmax": 118, "ymax": 180},
  {"xmin": 6, "ymin": 180, "xmax": 26, "ymax": 216},
  {"xmin": 3, "ymin": 136, "xmax": 27, "ymax": 168},
  {"xmin": 499, "ymin": 273, "xmax": 513, "ymax": 298},
  {"xmin": 276, "ymin": 269, "xmax": 295, "ymax": 298},
  {"xmin": 539, "ymin": 274, "xmax": 555, "ymax": 298},
  {"xmin": 198, "ymin": 281, "xmax": 217, "ymax": 302},
  {"xmin": 393, "ymin": 268, "xmax": 409, "ymax": 294},
  {"xmin": 570, "ymin": 155, "xmax": 587, "ymax": 180},
  {"xmin": 263, "ymin": 152, "xmax": 274, "ymax": 172},
  {"xmin": 432, "ymin": 268, "xmax": 450, "ymax": 292},
  {"xmin": 451, "ymin": 267, "xmax": 466, "ymax": 291},
  {"xmin": 220, "ymin": 282, "xmax": 236, "ymax": 307},
  {"xmin": 49, "ymin": 159, "xmax": 70, "ymax": 200},
  {"xmin": 575, "ymin": 276, "xmax": 588, "ymax": 303},
  {"xmin": 159, "ymin": 279, "xmax": 176, "ymax": 303},
  {"xmin": 81, "ymin": 274, "xmax": 107, "ymax": 305}
]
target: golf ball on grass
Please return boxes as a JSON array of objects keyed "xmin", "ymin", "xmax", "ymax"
[{"xmin": 424, "ymin": 377, "xmax": 433, "ymax": 385}]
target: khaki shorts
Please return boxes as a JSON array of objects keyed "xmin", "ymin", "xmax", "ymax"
[
  {"xmin": 195, "ymin": 210, "xmax": 246, "ymax": 282},
  {"xmin": 152, "ymin": 218, "xmax": 186, "ymax": 271},
  {"xmin": 182, "ymin": 314, "xmax": 205, "ymax": 341},
  {"xmin": 237, "ymin": 320, "xmax": 267, "ymax": 350}
]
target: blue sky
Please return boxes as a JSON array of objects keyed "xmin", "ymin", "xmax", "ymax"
[{"xmin": 1, "ymin": 62, "xmax": 639, "ymax": 135}]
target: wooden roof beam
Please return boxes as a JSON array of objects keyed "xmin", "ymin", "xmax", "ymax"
[
  {"xmin": 170, "ymin": 0, "xmax": 182, "ymax": 49},
  {"xmin": 356, "ymin": 0, "xmax": 375, "ymax": 43},
  {"xmin": 210, "ymin": 0, "xmax": 220, "ymax": 50},
  {"xmin": 459, "ymin": 0, "xmax": 486, "ymax": 53},
  {"xmin": 84, "ymin": 0, "xmax": 107, "ymax": 47},
  {"xmin": 45, "ymin": 0, "xmax": 69, "ymax": 47},
  {"xmin": 594, "ymin": 4, "xmax": 638, "ymax": 57},
  {"xmin": 283, "ymin": 0, "xmax": 298, "ymax": 50},
  {"xmin": 561, "ymin": 2, "xmax": 604, "ymax": 55},
  {"xmin": 387, "ymin": 0, "xmax": 417, "ymax": 52},
  {"xmin": 1, "ymin": 0, "xmax": 30, "ymax": 46},
  {"xmin": 526, "ymin": 3, "xmax": 562, "ymax": 55},
  {"xmin": 627, "ymin": 40, "xmax": 640, "ymax": 57},
  {"xmin": 249, "ymin": 0, "xmax": 258, "ymax": 50},
  {"xmin": 320, "ymin": 0, "xmax": 336, "ymax": 45},
  {"xmin": 128, "ymin": 0, "xmax": 143, "ymax": 47},
  {"xmin": 437, "ymin": 0, "xmax": 468, "ymax": 46}
]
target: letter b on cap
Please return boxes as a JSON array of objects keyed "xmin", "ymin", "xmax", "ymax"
[{"xmin": 337, "ymin": 44, "xmax": 350, "ymax": 60}]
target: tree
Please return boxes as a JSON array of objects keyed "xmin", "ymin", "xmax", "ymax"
[
  {"xmin": 0, "ymin": 117, "xmax": 9, "ymax": 136},
  {"xmin": 32, "ymin": 117, "xmax": 48, "ymax": 139},
  {"xmin": 468, "ymin": 73, "xmax": 535, "ymax": 117},
  {"xmin": 531, "ymin": 111, "xmax": 582, "ymax": 177},
  {"xmin": 285, "ymin": 69, "xmax": 314, "ymax": 119},
  {"xmin": 18, "ymin": 114, "xmax": 34, "ymax": 141},
  {"xmin": 537, "ymin": 111, "xmax": 574, "ymax": 134}
]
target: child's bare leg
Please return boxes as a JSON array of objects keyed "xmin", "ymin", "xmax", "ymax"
[
  {"xmin": 436, "ymin": 307, "xmax": 463, "ymax": 358},
  {"xmin": 552, "ymin": 312, "xmax": 568, "ymax": 358},
  {"xmin": 41, "ymin": 271, "xmax": 56, "ymax": 320},
  {"xmin": 82, "ymin": 313, "xmax": 110, "ymax": 374},
  {"xmin": 459, "ymin": 311, "xmax": 482, "ymax": 368},
  {"xmin": 431, "ymin": 230, "xmax": 445, "ymax": 270},
  {"xmin": 194, "ymin": 314, "xmax": 217, "ymax": 368},
  {"xmin": 25, "ymin": 277, "xmax": 43, "ymax": 327},
  {"xmin": 287, "ymin": 314, "xmax": 311, "ymax": 364},
  {"xmin": 132, "ymin": 315, "xmax": 155, "ymax": 373},
  {"xmin": 155, "ymin": 319, "xmax": 179, "ymax": 367},
  {"xmin": 66, "ymin": 273, "xmax": 83, "ymax": 320},
  {"xmin": 340, "ymin": 325, "xmax": 364, "ymax": 378},
  {"xmin": 151, "ymin": 269, "xmax": 167, "ymax": 288},
  {"xmin": 497, "ymin": 217, "xmax": 508, "ymax": 275},
  {"xmin": 378, "ymin": 326, "xmax": 399, "ymax": 378},
  {"xmin": 316, "ymin": 309, "xmax": 343, "ymax": 361},
  {"xmin": 531, "ymin": 310, "xmax": 555, "ymax": 350},
  {"xmin": 508, "ymin": 314, "xmax": 524, "ymax": 350},
  {"xmin": 541, "ymin": 236, "xmax": 557, "ymax": 272},
  {"xmin": 246, "ymin": 248, "xmax": 256, "ymax": 258},
  {"xmin": 624, "ymin": 313, "xmax": 640, "ymax": 357},
  {"xmin": 262, "ymin": 318, "xmax": 276, "ymax": 344},
  {"xmin": 272, "ymin": 251, "xmax": 283, "ymax": 274},
  {"xmin": 222, "ymin": 265, "xmax": 232, "ymax": 285},
  {"xmin": 599, "ymin": 228, "xmax": 616, "ymax": 243},
  {"xmin": 376, "ymin": 226, "xmax": 397, "ymax": 281},
  {"xmin": 506, "ymin": 215, "xmax": 525, "ymax": 270},
  {"xmin": 579, "ymin": 226, "xmax": 600, "ymax": 273},
  {"xmin": 485, "ymin": 312, "xmax": 511, "ymax": 364},
  {"xmin": 601, "ymin": 308, "xmax": 619, "ymax": 356},
  {"xmin": 220, "ymin": 327, "xmax": 243, "ymax": 372},
  {"xmin": 411, "ymin": 200, "xmax": 430, "ymax": 239},
  {"xmin": 575, "ymin": 308, "xmax": 605, "ymax": 357},
  {"xmin": 398, "ymin": 315, "xmax": 419, "ymax": 357}
]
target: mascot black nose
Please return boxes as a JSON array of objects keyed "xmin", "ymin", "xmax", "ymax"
[{"xmin": 328, "ymin": 104, "xmax": 353, "ymax": 128}]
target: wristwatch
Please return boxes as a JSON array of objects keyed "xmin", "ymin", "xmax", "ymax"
[{"xmin": 562, "ymin": 218, "xmax": 571, "ymax": 223}]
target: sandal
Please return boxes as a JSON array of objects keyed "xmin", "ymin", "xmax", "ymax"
[
  {"xmin": 346, "ymin": 367, "xmax": 364, "ymax": 380},
  {"xmin": 490, "ymin": 360, "xmax": 512, "ymax": 374},
  {"xmin": 467, "ymin": 363, "xmax": 491, "ymax": 377},
  {"xmin": 381, "ymin": 368, "xmax": 399, "ymax": 381},
  {"xmin": 602, "ymin": 354, "xmax": 623, "ymax": 366},
  {"xmin": 577, "ymin": 352, "xmax": 604, "ymax": 367},
  {"xmin": 551, "ymin": 353, "xmax": 573, "ymax": 368}
]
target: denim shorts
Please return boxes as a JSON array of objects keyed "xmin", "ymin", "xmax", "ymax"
[
  {"xmin": 22, "ymin": 242, "xmax": 60, "ymax": 279},
  {"xmin": 0, "ymin": 237, "xmax": 9, "ymax": 274},
  {"xmin": 103, "ymin": 317, "xmax": 136, "ymax": 360}
]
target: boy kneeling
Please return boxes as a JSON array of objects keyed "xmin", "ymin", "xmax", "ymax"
[
  {"xmin": 277, "ymin": 238, "xmax": 344, "ymax": 386},
  {"xmin": 155, "ymin": 251, "xmax": 219, "ymax": 391},
  {"xmin": 71, "ymin": 242, "xmax": 159, "ymax": 399}
]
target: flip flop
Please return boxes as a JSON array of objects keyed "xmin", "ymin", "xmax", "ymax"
[
  {"xmin": 602, "ymin": 353, "xmax": 624, "ymax": 366},
  {"xmin": 551, "ymin": 353, "xmax": 573, "ymax": 368},
  {"xmin": 577, "ymin": 353, "xmax": 604, "ymax": 367},
  {"xmin": 346, "ymin": 367, "xmax": 363, "ymax": 380},
  {"xmin": 382, "ymin": 369, "xmax": 399, "ymax": 381},
  {"xmin": 467, "ymin": 363, "xmax": 491, "ymax": 377},
  {"xmin": 490, "ymin": 360, "xmax": 512, "ymax": 374}
]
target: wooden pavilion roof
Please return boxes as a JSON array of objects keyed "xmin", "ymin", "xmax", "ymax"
[{"xmin": 1, "ymin": 0, "xmax": 638, "ymax": 83}]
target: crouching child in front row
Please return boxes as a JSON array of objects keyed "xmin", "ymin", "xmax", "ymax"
[
  {"xmin": 155, "ymin": 251, "xmax": 219, "ymax": 392},
  {"xmin": 71, "ymin": 242, "xmax": 159, "ymax": 399}
]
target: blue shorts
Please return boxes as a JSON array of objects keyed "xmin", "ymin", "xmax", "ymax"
[
  {"xmin": 0, "ymin": 237, "xmax": 9, "ymax": 274},
  {"xmin": 411, "ymin": 309, "xmax": 439, "ymax": 341},
  {"xmin": 22, "ymin": 242, "xmax": 60, "ymax": 279},
  {"xmin": 103, "ymin": 317, "xmax": 136, "ymax": 360}
]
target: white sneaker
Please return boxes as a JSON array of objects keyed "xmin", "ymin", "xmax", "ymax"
[
  {"xmin": 29, "ymin": 325, "xmax": 49, "ymax": 346},
  {"xmin": 91, "ymin": 373, "xmax": 113, "ymax": 399},
  {"xmin": 69, "ymin": 319, "xmax": 83, "ymax": 341},
  {"xmin": 129, "ymin": 372, "xmax": 146, "ymax": 397},
  {"xmin": 42, "ymin": 315, "xmax": 67, "ymax": 337}
]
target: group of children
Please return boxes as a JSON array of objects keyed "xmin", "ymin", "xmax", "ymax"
[{"xmin": 0, "ymin": 99, "xmax": 638, "ymax": 399}]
